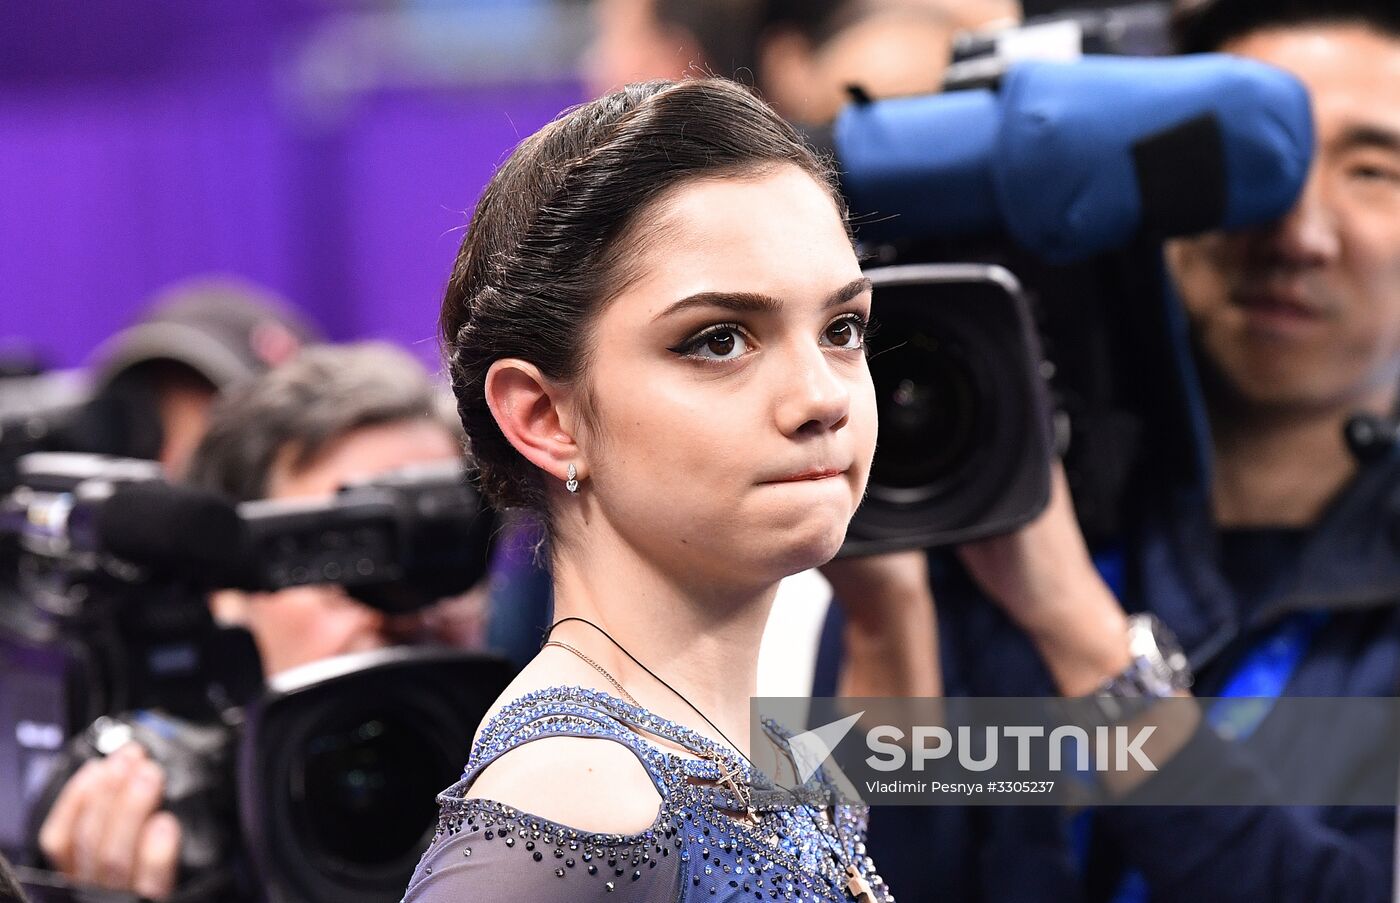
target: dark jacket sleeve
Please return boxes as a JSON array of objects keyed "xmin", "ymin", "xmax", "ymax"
[{"xmin": 1100, "ymin": 723, "xmax": 1394, "ymax": 903}]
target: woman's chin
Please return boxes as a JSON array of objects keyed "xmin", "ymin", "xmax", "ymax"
[{"xmin": 762, "ymin": 517, "xmax": 850, "ymax": 576}]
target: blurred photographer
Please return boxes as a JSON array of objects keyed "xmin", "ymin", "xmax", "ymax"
[
  {"xmin": 858, "ymin": 0, "xmax": 1400, "ymax": 900},
  {"xmin": 63, "ymin": 275, "xmax": 319, "ymax": 480},
  {"xmin": 32, "ymin": 342, "xmax": 467, "ymax": 901},
  {"xmin": 584, "ymin": 0, "xmax": 972, "ymax": 124}
]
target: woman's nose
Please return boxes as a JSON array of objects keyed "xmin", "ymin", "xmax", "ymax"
[{"xmin": 774, "ymin": 347, "xmax": 851, "ymax": 437}]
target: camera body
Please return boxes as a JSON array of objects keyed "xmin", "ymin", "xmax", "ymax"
[
  {"xmin": 0, "ymin": 368, "xmax": 169, "ymax": 498},
  {"xmin": 0, "ymin": 453, "xmax": 510, "ymax": 901},
  {"xmin": 1, "ymin": 454, "xmax": 266, "ymax": 868},
  {"xmin": 844, "ymin": 264, "xmax": 1054, "ymax": 554}
]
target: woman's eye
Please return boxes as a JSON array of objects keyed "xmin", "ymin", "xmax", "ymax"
[
  {"xmin": 822, "ymin": 315, "xmax": 867, "ymax": 350},
  {"xmin": 678, "ymin": 325, "xmax": 750, "ymax": 361}
]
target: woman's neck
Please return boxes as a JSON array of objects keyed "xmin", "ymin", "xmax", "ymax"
[{"xmin": 546, "ymin": 527, "xmax": 778, "ymax": 759}]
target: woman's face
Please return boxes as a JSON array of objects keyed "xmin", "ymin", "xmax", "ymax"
[{"xmin": 573, "ymin": 164, "xmax": 877, "ymax": 587}]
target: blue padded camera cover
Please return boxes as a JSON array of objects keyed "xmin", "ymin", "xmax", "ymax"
[{"xmin": 837, "ymin": 53, "xmax": 1314, "ymax": 262}]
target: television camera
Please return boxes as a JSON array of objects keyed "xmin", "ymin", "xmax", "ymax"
[{"xmin": 0, "ymin": 452, "xmax": 511, "ymax": 903}]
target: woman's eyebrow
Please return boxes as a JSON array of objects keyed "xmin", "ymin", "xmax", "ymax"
[{"xmin": 653, "ymin": 277, "xmax": 873, "ymax": 322}]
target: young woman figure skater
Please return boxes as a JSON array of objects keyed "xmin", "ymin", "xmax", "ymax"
[{"xmin": 405, "ymin": 77, "xmax": 891, "ymax": 902}]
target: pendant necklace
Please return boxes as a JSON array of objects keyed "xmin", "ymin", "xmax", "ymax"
[{"xmin": 544, "ymin": 617, "xmax": 878, "ymax": 902}]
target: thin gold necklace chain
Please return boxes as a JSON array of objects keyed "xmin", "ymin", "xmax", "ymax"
[{"xmin": 541, "ymin": 640, "xmax": 641, "ymax": 707}]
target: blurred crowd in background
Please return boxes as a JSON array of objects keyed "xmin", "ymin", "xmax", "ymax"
[{"xmin": 0, "ymin": 0, "xmax": 1015, "ymax": 377}]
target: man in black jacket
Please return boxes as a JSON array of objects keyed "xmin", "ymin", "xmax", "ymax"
[{"xmin": 857, "ymin": 0, "xmax": 1400, "ymax": 900}]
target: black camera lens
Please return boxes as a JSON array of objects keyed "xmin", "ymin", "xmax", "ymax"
[
  {"xmin": 291, "ymin": 709, "xmax": 453, "ymax": 866},
  {"xmin": 841, "ymin": 265, "xmax": 1053, "ymax": 553},
  {"xmin": 245, "ymin": 650, "xmax": 515, "ymax": 903},
  {"xmin": 868, "ymin": 322, "xmax": 984, "ymax": 501}
]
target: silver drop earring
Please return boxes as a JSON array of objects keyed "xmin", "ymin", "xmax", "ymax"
[{"xmin": 565, "ymin": 463, "xmax": 579, "ymax": 494}]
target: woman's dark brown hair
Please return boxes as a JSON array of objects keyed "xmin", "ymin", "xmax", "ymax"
[{"xmin": 442, "ymin": 78, "xmax": 846, "ymax": 516}]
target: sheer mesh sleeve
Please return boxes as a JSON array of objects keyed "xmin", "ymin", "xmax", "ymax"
[
  {"xmin": 402, "ymin": 797, "xmax": 683, "ymax": 903},
  {"xmin": 403, "ymin": 686, "xmax": 893, "ymax": 902}
]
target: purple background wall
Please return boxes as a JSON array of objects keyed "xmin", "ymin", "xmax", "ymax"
[{"xmin": 0, "ymin": 1, "xmax": 581, "ymax": 372}]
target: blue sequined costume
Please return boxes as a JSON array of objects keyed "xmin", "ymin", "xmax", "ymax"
[{"xmin": 403, "ymin": 686, "xmax": 894, "ymax": 902}]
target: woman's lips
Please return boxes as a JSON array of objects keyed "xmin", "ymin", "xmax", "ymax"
[{"xmin": 764, "ymin": 467, "xmax": 847, "ymax": 483}]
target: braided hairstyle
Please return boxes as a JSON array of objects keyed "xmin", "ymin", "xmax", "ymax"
[{"xmin": 441, "ymin": 78, "xmax": 845, "ymax": 523}]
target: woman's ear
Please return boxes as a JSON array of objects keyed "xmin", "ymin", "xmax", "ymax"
[{"xmin": 485, "ymin": 358, "xmax": 583, "ymax": 483}]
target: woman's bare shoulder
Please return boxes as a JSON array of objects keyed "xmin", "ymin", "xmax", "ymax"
[
  {"xmin": 462, "ymin": 658, "xmax": 666, "ymax": 836},
  {"xmin": 465, "ymin": 735, "xmax": 664, "ymax": 835}
]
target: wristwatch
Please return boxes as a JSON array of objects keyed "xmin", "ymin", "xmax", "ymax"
[{"xmin": 1083, "ymin": 613, "xmax": 1193, "ymax": 725}]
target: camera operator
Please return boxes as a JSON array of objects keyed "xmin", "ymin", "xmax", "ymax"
[
  {"xmin": 32, "ymin": 342, "xmax": 468, "ymax": 901},
  {"xmin": 851, "ymin": 1, "xmax": 1400, "ymax": 900},
  {"xmin": 74, "ymin": 275, "xmax": 319, "ymax": 479},
  {"xmin": 584, "ymin": 0, "xmax": 977, "ymax": 124}
]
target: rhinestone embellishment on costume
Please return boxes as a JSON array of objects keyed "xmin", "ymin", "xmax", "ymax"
[{"xmin": 407, "ymin": 686, "xmax": 894, "ymax": 902}]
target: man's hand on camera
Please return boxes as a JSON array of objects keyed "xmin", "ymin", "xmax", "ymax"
[
  {"xmin": 955, "ymin": 462, "xmax": 1133, "ymax": 696},
  {"xmin": 37, "ymin": 742, "xmax": 182, "ymax": 901}
]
